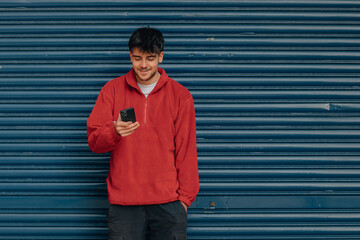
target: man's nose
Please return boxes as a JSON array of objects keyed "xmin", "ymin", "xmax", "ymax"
[{"xmin": 140, "ymin": 59, "xmax": 147, "ymax": 68}]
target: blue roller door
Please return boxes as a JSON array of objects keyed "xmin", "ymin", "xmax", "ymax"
[{"xmin": 1, "ymin": 0, "xmax": 360, "ymax": 239}]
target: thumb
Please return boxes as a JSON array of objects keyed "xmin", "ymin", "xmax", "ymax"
[{"xmin": 117, "ymin": 113, "xmax": 121, "ymax": 121}]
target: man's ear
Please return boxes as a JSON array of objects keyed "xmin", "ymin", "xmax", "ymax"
[{"xmin": 158, "ymin": 52, "xmax": 164, "ymax": 64}]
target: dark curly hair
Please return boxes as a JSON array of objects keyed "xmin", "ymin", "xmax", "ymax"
[{"xmin": 128, "ymin": 27, "xmax": 164, "ymax": 54}]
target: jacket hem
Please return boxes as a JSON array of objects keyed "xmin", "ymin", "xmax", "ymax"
[
  {"xmin": 109, "ymin": 197, "xmax": 179, "ymax": 206},
  {"xmin": 178, "ymin": 195, "xmax": 192, "ymax": 207}
]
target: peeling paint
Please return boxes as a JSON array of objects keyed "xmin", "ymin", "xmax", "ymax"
[{"xmin": 325, "ymin": 103, "xmax": 331, "ymax": 110}]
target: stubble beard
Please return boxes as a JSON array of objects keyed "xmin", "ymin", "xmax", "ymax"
[{"xmin": 135, "ymin": 68, "xmax": 158, "ymax": 83}]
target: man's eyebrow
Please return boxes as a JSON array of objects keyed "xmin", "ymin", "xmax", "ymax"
[{"xmin": 132, "ymin": 54, "xmax": 157, "ymax": 58}]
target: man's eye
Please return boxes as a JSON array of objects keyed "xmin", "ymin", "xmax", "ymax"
[
  {"xmin": 135, "ymin": 58, "xmax": 141, "ymax": 61},
  {"xmin": 148, "ymin": 58, "xmax": 155, "ymax": 61}
]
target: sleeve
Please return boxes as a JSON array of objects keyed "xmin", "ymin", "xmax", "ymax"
[
  {"xmin": 87, "ymin": 85, "xmax": 122, "ymax": 153},
  {"xmin": 174, "ymin": 95, "xmax": 200, "ymax": 207}
]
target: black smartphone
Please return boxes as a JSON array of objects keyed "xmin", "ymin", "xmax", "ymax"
[{"xmin": 120, "ymin": 107, "xmax": 136, "ymax": 123}]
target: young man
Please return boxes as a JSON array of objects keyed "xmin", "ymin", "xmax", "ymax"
[{"xmin": 87, "ymin": 27, "xmax": 199, "ymax": 240}]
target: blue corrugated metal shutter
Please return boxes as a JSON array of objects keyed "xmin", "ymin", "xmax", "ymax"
[{"xmin": 1, "ymin": 0, "xmax": 360, "ymax": 239}]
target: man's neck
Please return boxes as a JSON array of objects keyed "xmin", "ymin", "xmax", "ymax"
[{"xmin": 136, "ymin": 71, "xmax": 161, "ymax": 85}]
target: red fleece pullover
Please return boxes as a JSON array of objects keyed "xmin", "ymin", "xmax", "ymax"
[{"xmin": 87, "ymin": 68, "xmax": 199, "ymax": 207}]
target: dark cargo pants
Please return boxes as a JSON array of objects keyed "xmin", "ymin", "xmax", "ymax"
[{"xmin": 108, "ymin": 200, "xmax": 187, "ymax": 240}]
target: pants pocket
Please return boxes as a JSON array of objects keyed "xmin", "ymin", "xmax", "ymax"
[
  {"xmin": 176, "ymin": 200, "xmax": 187, "ymax": 215},
  {"xmin": 173, "ymin": 232, "xmax": 187, "ymax": 240}
]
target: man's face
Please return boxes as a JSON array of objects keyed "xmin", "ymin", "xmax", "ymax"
[{"xmin": 130, "ymin": 48, "xmax": 164, "ymax": 85}]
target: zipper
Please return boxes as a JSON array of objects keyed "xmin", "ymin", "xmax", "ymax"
[{"xmin": 144, "ymin": 97, "xmax": 148, "ymax": 124}]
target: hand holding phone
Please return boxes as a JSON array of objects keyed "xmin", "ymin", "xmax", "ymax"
[{"xmin": 114, "ymin": 108, "xmax": 139, "ymax": 137}]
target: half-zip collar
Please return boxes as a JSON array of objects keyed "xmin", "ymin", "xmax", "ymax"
[{"xmin": 125, "ymin": 67, "xmax": 169, "ymax": 96}]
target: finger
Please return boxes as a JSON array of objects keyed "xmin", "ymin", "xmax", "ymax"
[
  {"xmin": 127, "ymin": 122, "xmax": 140, "ymax": 131},
  {"xmin": 128, "ymin": 122, "xmax": 140, "ymax": 128},
  {"xmin": 118, "ymin": 129, "xmax": 136, "ymax": 137},
  {"xmin": 120, "ymin": 131, "xmax": 135, "ymax": 137},
  {"xmin": 117, "ymin": 113, "xmax": 121, "ymax": 121},
  {"xmin": 127, "ymin": 125, "xmax": 139, "ymax": 132},
  {"xmin": 115, "ymin": 122, "xmax": 139, "ymax": 136},
  {"xmin": 117, "ymin": 122, "xmax": 138, "ymax": 130},
  {"xmin": 118, "ymin": 123, "xmax": 139, "ymax": 133},
  {"xmin": 118, "ymin": 126, "xmax": 138, "ymax": 135},
  {"xmin": 115, "ymin": 120, "xmax": 131, "ymax": 127}
]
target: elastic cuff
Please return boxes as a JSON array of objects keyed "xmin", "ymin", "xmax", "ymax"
[
  {"xmin": 109, "ymin": 121, "xmax": 122, "ymax": 141},
  {"xmin": 178, "ymin": 196, "xmax": 192, "ymax": 207}
]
